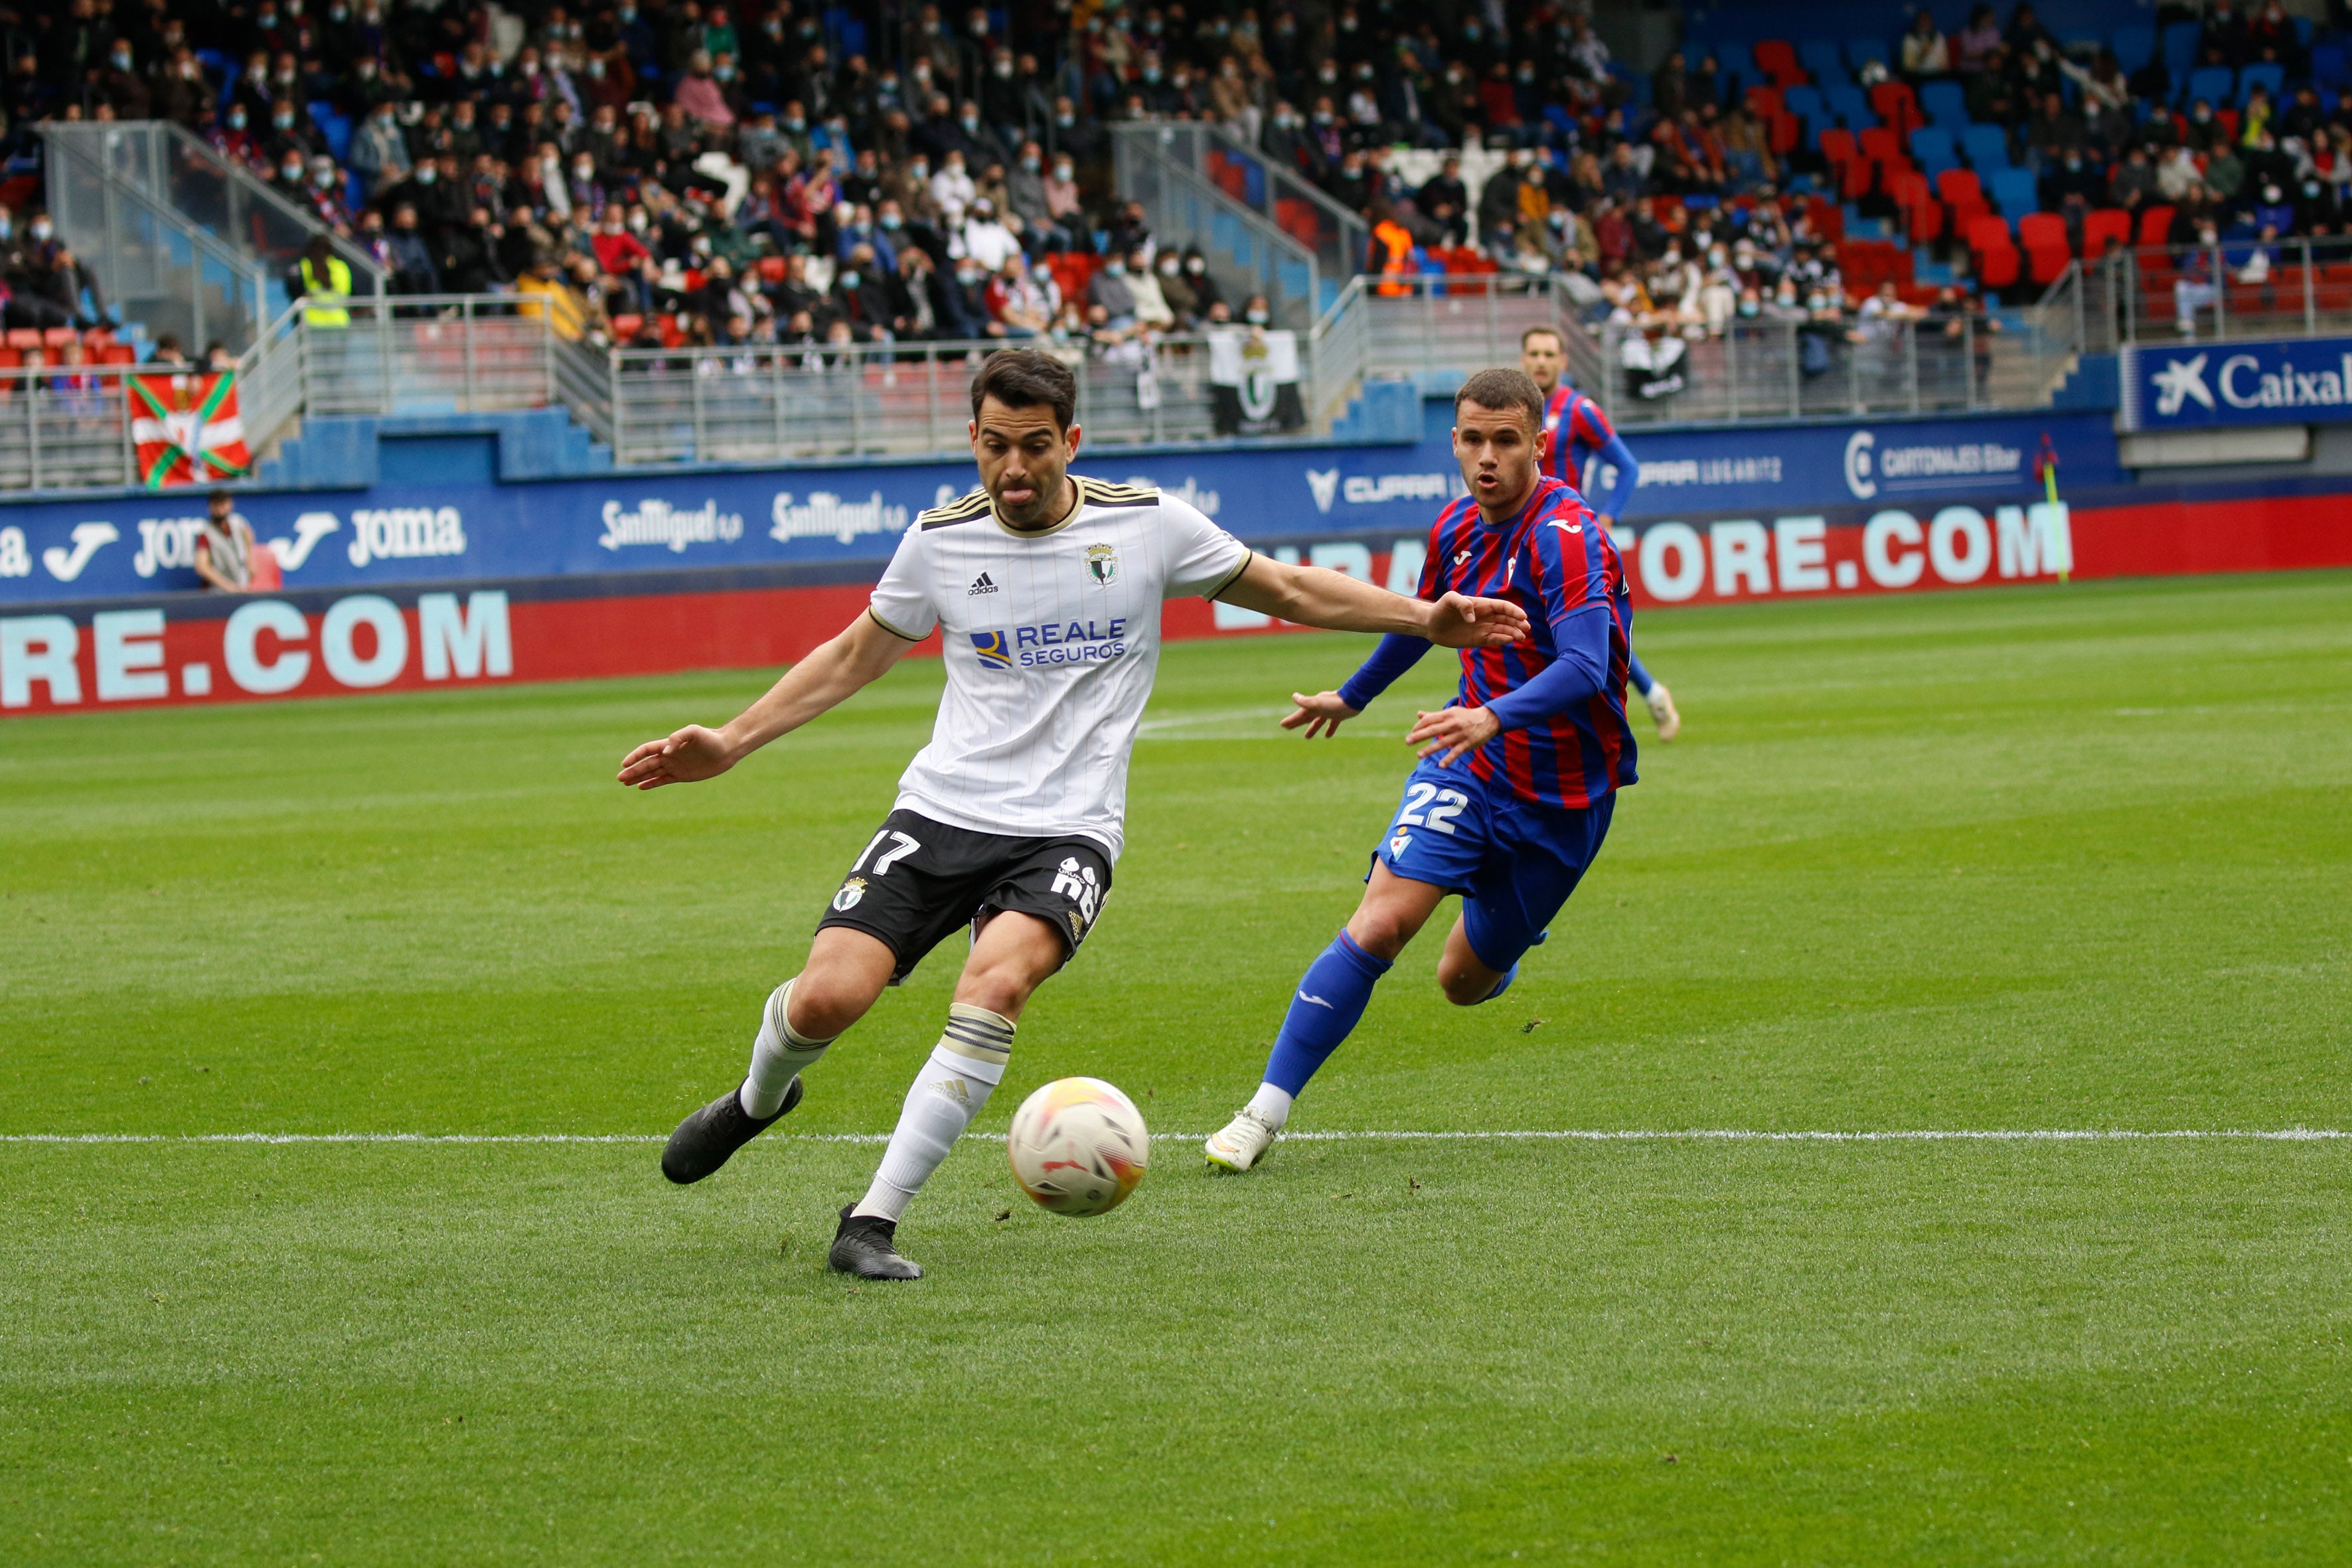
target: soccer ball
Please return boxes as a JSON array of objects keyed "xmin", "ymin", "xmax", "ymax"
[{"xmin": 1006, "ymin": 1077, "xmax": 1150, "ymax": 1217}]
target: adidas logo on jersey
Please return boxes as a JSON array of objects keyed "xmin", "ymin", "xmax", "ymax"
[{"xmin": 969, "ymin": 572, "xmax": 999, "ymax": 596}]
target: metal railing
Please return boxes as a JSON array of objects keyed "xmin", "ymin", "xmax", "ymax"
[
  {"xmin": 39, "ymin": 131, "xmax": 274, "ymax": 356},
  {"xmin": 607, "ymin": 333, "xmax": 1245, "ymax": 467},
  {"xmin": 1113, "ymin": 125, "xmax": 1324, "ymax": 333},
  {"xmin": 2102, "ymin": 236, "xmax": 2352, "ymax": 344},
  {"xmin": 40, "ymin": 122, "xmax": 385, "ymax": 309},
  {"xmin": 1127, "ymin": 123, "xmax": 1370, "ymax": 324},
  {"xmin": 0, "ymin": 364, "xmax": 150, "ymax": 493}
]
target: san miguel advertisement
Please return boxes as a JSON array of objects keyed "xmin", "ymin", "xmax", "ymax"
[{"xmin": 3, "ymin": 411, "xmax": 2347, "ymax": 716}]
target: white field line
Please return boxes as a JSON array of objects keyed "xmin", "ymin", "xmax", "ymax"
[{"xmin": 0, "ymin": 1129, "xmax": 2345, "ymax": 1146}]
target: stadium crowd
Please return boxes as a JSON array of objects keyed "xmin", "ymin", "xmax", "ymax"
[{"xmin": 3, "ymin": 0, "xmax": 2350, "ymax": 362}]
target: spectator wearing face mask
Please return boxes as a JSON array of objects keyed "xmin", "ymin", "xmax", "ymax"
[
  {"xmin": 1155, "ymin": 250, "xmax": 1199, "ymax": 326},
  {"xmin": 1006, "ymin": 141, "xmax": 1054, "ymax": 245},
  {"xmin": 439, "ymin": 206, "xmax": 510, "ymax": 294},
  {"xmin": 1125, "ymin": 247, "xmax": 1176, "ymax": 329},
  {"xmin": 1087, "ymin": 250, "xmax": 1138, "ymax": 329},
  {"xmin": 674, "ymin": 50, "xmax": 736, "ymax": 128},
  {"xmin": 929, "ymin": 149, "xmax": 978, "ymax": 216},
  {"xmin": 961, "ymin": 197, "xmax": 1020, "ymax": 272},
  {"xmin": 1178, "ymin": 251, "xmax": 1223, "ymax": 317},
  {"xmin": 349, "ymin": 101, "xmax": 411, "ymax": 196},
  {"xmin": 373, "ymin": 202, "xmax": 433, "ymax": 293},
  {"xmin": 830, "ymin": 244, "xmax": 894, "ymax": 343}
]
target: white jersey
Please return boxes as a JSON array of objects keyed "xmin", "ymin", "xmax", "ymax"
[{"xmin": 867, "ymin": 475, "xmax": 1251, "ymax": 859}]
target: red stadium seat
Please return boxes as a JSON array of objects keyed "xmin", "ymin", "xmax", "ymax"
[
  {"xmin": 2138, "ymin": 204, "xmax": 2177, "ymax": 248},
  {"xmin": 1745, "ymin": 84, "xmax": 1784, "ymax": 119},
  {"xmin": 42, "ymin": 325, "xmax": 76, "ymax": 349},
  {"xmin": 0, "ymin": 346, "xmax": 19, "ymax": 368},
  {"xmin": 101, "ymin": 344, "xmax": 138, "ymax": 365},
  {"xmin": 1935, "ymin": 167, "xmax": 1983, "ymax": 209},
  {"xmin": 5, "ymin": 327, "xmax": 40, "ymax": 349},
  {"xmin": 1857, "ymin": 127, "xmax": 1902, "ymax": 163},
  {"xmin": 2019, "ymin": 213, "xmax": 2072, "ymax": 283},
  {"xmin": 2082, "ymin": 208, "xmax": 2133, "ymax": 258},
  {"xmin": 2018, "ymin": 213, "xmax": 2069, "ymax": 251},
  {"xmin": 1869, "ymin": 80, "xmax": 1922, "ymax": 137},
  {"xmin": 611, "ymin": 313, "xmax": 643, "ymax": 340},
  {"xmin": 1967, "ymin": 214, "xmax": 2021, "ymax": 289},
  {"xmin": 1753, "ymin": 39, "xmax": 1803, "ymax": 86}
]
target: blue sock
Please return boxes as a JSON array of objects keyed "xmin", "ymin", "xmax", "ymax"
[
  {"xmin": 1628, "ymin": 650, "xmax": 1656, "ymax": 698},
  {"xmin": 1262, "ymin": 931, "xmax": 1392, "ymax": 1097}
]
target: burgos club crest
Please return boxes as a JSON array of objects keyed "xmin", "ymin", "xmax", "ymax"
[
  {"xmin": 1084, "ymin": 542, "xmax": 1118, "ymax": 586},
  {"xmin": 832, "ymin": 877, "xmax": 867, "ymax": 911}
]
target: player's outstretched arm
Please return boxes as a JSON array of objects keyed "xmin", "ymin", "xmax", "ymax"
[
  {"xmin": 616, "ymin": 611, "xmax": 913, "ymax": 789},
  {"xmin": 1215, "ymin": 553, "xmax": 1528, "ymax": 647}
]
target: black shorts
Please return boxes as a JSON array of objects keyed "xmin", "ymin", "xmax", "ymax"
[{"xmin": 815, "ymin": 809, "xmax": 1115, "ymax": 983}]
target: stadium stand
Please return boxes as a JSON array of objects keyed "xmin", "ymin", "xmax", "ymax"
[{"xmin": 0, "ymin": 0, "xmax": 2346, "ymax": 423}]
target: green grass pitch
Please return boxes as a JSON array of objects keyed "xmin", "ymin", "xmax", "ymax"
[{"xmin": 5, "ymin": 571, "xmax": 2350, "ymax": 1564}]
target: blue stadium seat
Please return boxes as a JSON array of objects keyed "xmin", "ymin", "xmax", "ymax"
[
  {"xmin": 2238, "ymin": 62, "xmax": 2283, "ymax": 106},
  {"xmin": 2161, "ymin": 21, "xmax": 2202, "ymax": 86},
  {"xmin": 1961, "ymin": 123, "xmax": 2011, "ymax": 170},
  {"xmin": 1713, "ymin": 40, "xmax": 1756, "ymax": 99},
  {"xmin": 1920, "ymin": 79, "xmax": 1968, "ymax": 129},
  {"xmin": 1799, "ymin": 40, "xmax": 1845, "ymax": 84},
  {"xmin": 309, "ymin": 102, "xmax": 352, "ymax": 163},
  {"xmin": 2315, "ymin": 44, "xmax": 2349, "ymax": 88},
  {"xmin": 1844, "ymin": 37, "xmax": 1887, "ymax": 72},
  {"xmin": 1988, "ymin": 167, "xmax": 2039, "ymax": 218},
  {"xmin": 1909, "ymin": 125, "xmax": 1958, "ymax": 176},
  {"xmin": 1824, "ymin": 84, "xmax": 1870, "ymax": 128},
  {"xmin": 2184, "ymin": 64, "xmax": 2234, "ymax": 109},
  {"xmin": 1782, "ymin": 84, "xmax": 1826, "ymax": 143},
  {"xmin": 2110, "ymin": 23, "xmax": 2155, "ymax": 73}
]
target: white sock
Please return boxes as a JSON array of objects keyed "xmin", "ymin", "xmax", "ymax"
[
  {"xmin": 1246, "ymin": 1082, "xmax": 1294, "ymax": 1131},
  {"xmin": 852, "ymin": 1003, "xmax": 1015, "ymax": 1221},
  {"xmin": 739, "ymin": 979, "xmax": 834, "ymax": 1119}
]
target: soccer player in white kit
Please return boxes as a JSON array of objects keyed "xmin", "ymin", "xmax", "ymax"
[{"xmin": 618, "ymin": 350, "xmax": 1529, "ymax": 1279}]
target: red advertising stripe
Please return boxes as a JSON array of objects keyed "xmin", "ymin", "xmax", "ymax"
[{"xmin": 5, "ymin": 495, "xmax": 2350, "ymax": 720}]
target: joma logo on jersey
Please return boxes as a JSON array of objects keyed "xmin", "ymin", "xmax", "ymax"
[{"xmin": 971, "ymin": 619, "xmax": 1131, "ymax": 670}]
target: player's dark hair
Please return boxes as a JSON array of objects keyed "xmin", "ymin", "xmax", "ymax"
[
  {"xmin": 971, "ymin": 349, "xmax": 1078, "ymax": 431},
  {"xmin": 1454, "ymin": 367, "xmax": 1545, "ymax": 432},
  {"xmin": 1519, "ymin": 325, "xmax": 1565, "ymax": 353}
]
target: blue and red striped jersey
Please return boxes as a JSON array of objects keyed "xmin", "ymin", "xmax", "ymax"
[
  {"xmin": 1417, "ymin": 475, "xmax": 1638, "ymax": 809},
  {"xmin": 1540, "ymin": 383, "xmax": 1617, "ymax": 494}
]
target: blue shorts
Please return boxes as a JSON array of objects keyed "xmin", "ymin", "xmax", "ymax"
[{"xmin": 1370, "ymin": 756, "xmax": 1615, "ymax": 972}]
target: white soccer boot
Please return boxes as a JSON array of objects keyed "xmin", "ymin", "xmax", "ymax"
[
  {"xmin": 1204, "ymin": 1107, "xmax": 1280, "ymax": 1173},
  {"xmin": 1644, "ymin": 682, "xmax": 1682, "ymax": 742}
]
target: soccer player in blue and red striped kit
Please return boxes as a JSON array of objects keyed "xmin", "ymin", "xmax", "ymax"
[
  {"xmin": 1522, "ymin": 325, "xmax": 1680, "ymax": 742},
  {"xmin": 1204, "ymin": 368, "xmax": 1640, "ymax": 1171}
]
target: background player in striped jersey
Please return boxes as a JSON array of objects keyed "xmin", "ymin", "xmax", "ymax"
[
  {"xmin": 1520, "ymin": 326, "xmax": 1682, "ymax": 742},
  {"xmin": 1204, "ymin": 367, "xmax": 1639, "ymax": 1172}
]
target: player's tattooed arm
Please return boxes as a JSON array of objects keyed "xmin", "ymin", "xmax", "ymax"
[
  {"xmin": 616, "ymin": 610, "xmax": 915, "ymax": 789},
  {"xmin": 1215, "ymin": 552, "xmax": 1529, "ymax": 647}
]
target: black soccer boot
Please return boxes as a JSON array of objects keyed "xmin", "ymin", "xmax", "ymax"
[
  {"xmin": 660, "ymin": 1075, "xmax": 804, "ymax": 1185},
  {"xmin": 827, "ymin": 1206, "xmax": 924, "ymax": 1280}
]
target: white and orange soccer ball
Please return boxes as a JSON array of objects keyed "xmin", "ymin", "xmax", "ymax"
[{"xmin": 1006, "ymin": 1077, "xmax": 1150, "ymax": 1216}]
